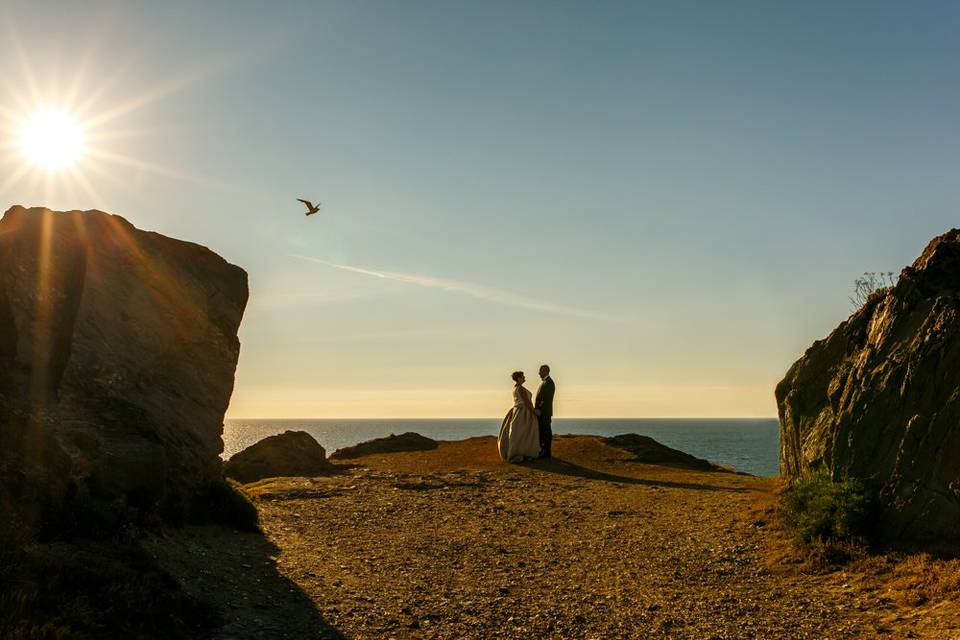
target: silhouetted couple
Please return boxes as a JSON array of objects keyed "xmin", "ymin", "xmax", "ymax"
[{"xmin": 497, "ymin": 364, "xmax": 555, "ymax": 463}]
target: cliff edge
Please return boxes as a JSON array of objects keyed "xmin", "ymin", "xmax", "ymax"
[{"xmin": 776, "ymin": 228, "xmax": 960, "ymax": 541}]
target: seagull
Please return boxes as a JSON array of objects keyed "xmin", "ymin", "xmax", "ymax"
[{"xmin": 297, "ymin": 198, "xmax": 322, "ymax": 216}]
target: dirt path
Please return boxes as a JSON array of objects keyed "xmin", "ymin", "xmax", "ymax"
[
  {"xmin": 146, "ymin": 435, "xmax": 960, "ymax": 638},
  {"xmin": 230, "ymin": 435, "xmax": 960, "ymax": 639}
]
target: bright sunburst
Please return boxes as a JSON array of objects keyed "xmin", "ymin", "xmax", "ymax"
[
  {"xmin": 0, "ymin": 22, "xmax": 241, "ymax": 207},
  {"xmin": 16, "ymin": 108, "xmax": 86, "ymax": 172}
]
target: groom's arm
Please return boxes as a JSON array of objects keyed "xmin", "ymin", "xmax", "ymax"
[
  {"xmin": 535, "ymin": 381, "xmax": 555, "ymax": 413},
  {"xmin": 543, "ymin": 380, "xmax": 555, "ymax": 414}
]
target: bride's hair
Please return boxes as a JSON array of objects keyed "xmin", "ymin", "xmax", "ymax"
[{"xmin": 511, "ymin": 371, "xmax": 524, "ymax": 383}]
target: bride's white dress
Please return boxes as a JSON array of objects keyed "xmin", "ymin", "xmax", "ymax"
[{"xmin": 498, "ymin": 385, "xmax": 540, "ymax": 462}]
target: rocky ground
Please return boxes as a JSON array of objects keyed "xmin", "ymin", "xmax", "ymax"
[{"xmin": 152, "ymin": 435, "xmax": 960, "ymax": 639}]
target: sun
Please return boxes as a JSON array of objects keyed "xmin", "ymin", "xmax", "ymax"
[
  {"xmin": 0, "ymin": 24, "xmax": 248, "ymax": 204},
  {"xmin": 16, "ymin": 108, "xmax": 86, "ymax": 172}
]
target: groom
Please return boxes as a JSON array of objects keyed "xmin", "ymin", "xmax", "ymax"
[{"xmin": 534, "ymin": 364, "xmax": 555, "ymax": 459}]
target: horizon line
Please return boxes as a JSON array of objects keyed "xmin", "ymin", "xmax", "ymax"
[{"xmin": 225, "ymin": 415, "xmax": 779, "ymax": 421}]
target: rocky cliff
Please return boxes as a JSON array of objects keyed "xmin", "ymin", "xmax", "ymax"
[
  {"xmin": 776, "ymin": 229, "xmax": 960, "ymax": 541},
  {"xmin": 0, "ymin": 206, "xmax": 248, "ymax": 533}
]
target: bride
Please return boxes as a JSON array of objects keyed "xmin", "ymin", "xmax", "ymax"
[{"xmin": 498, "ymin": 371, "xmax": 541, "ymax": 463}]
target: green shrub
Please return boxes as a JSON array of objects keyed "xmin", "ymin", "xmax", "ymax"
[{"xmin": 780, "ymin": 471, "xmax": 876, "ymax": 546}]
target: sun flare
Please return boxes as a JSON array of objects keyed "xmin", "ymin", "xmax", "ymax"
[{"xmin": 16, "ymin": 108, "xmax": 86, "ymax": 172}]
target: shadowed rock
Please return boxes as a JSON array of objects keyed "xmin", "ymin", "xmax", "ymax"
[
  {"xmin": 330, "ymin": 432, "xmax": 438, "ymax": 460},
  {"xmin": 777, "ymin": 228, "xmax": 960, "ymax": 541},
  {"xmin": 0, "ymin": 206, "xmax": 248, "ymax": 533},
  {"xmin": 224, "ymin": 430, "xmax": 333, "ymax": 483},
  {"xmin": 602, "ymin": 434, "xmax": 721, "ymax": 471}
]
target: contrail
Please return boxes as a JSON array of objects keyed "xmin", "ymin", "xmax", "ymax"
[{"xmin": 291, "ymin": 254, "xmax": 628, "ymax": 323}]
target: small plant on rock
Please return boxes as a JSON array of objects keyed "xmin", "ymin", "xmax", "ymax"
[{"xmin": 849, "ymin": 271, "xmax": 897, "ymax": 310}]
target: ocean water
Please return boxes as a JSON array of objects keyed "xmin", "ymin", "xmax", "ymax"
[{"xmin": 223, "ymin": 418, "xmax": 781, "ymax": 477}]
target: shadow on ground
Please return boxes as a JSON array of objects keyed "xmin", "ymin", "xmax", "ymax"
[
  {"xmin": 527, "ymin": 457, "xmax": 750, "ymax": 493},
  {"xmin": 145, "ymin": 525, "xmax": 347, "ymax": 640}
]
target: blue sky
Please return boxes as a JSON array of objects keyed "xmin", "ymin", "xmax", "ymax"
[{"xmin": 2, "ymin": 1, "xmax": 958, "ymax": 416}]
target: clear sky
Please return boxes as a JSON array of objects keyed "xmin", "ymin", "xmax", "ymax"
[{"xmin": 1, "ymin": 1, "xmax": 958, "ymax": 417}]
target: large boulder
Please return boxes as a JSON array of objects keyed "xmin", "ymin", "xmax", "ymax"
[
  {"xmin": 223, "ymin": 431, "xmax": 333, "ymax": 483},
  {"xmin": 0, "ymin": 206, "xmax": 248, "ymax": 533},
  {"xmin": 776, "ymin": 228, "xmax": 960, "ymax": 541}
]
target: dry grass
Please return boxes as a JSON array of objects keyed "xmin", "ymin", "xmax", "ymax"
[
  {"xmin": 884, "ymin": 554, "xmax": 960, "ymax": 606},
  {"xmin": 743, "ymin": 476, "xmax": 960, "ymax": 638}
]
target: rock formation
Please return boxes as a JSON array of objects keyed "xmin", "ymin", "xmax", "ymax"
[
  {"xmin": 776, "ymin": 228, "xmax": 960, "ymax": 541},
  {"xmin": 330, "ymin": 432, "xmax": 439, "ymax": 459},
  {"xmin": 602, "ymin": 434, "xmax": 722, "ymax": 472},
  {"xmin": 0, "ymin": 206, "xmax": 248, "ymax": 533},
  {"xmin": 224, "ymin": 430, "xmax": 333, "ymax": 483}
]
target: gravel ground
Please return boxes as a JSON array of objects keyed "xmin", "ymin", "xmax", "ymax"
[{"xmin": 153, "ymin": 435, "xmax": 960, "ymax": 639}]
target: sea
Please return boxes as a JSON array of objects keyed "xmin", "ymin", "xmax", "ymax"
[{"xmin": 223, "ymin": 418, "xmax": 781, "ymax": 477}]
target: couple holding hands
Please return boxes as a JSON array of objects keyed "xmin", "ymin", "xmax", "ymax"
[{"xmin": 497, "ymin": 364, "xmax": 555, "ymax": 463}]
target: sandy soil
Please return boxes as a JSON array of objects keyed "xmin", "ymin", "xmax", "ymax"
[{"xmin": 153, "ymin": 435, "xmax": 960, "ymax": 639}]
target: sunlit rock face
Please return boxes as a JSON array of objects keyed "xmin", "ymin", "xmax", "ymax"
[
  {"xmin": 0, "ymin": 206, "xmax": 248, "ymax": 533},
  {"xmin": 776, "ymin": 228, "xmax": 960, "ymax": 541}
]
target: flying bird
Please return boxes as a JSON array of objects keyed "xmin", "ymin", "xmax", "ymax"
[{"xmin": 297, "ymin": 198, "xmax": 322, "ymax": 216}]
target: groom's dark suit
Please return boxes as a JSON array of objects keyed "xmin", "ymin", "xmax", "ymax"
[{"xmin": 534, "ymin": 376, "xmax": 555, "ymax": 458}]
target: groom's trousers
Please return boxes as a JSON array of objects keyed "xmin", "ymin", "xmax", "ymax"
[{"xmin": 538, "ymin": 414, "xmax": 553, "ymax": 458}]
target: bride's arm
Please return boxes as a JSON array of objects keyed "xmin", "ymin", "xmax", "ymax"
[{"xmin": 521, "ymin": 387, "xmax": 536, "ymax": 412}]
